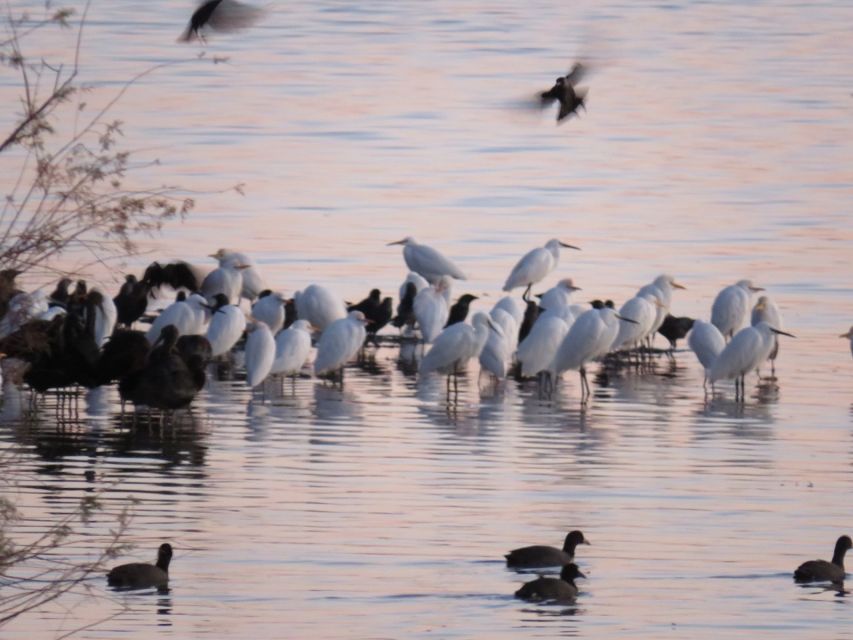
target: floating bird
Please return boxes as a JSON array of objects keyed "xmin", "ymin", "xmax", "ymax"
[
  {"xmin": 294, "ymin": 284, "xmax": 347, "ymax": 332},
  {"xmin": 271, "ymin": 319, "xmax": 312, "ymax": 377},
  {"xmin": 503, "ymin": 239, "xmax": 580, "ymax": 302},
  {"xmin": 841, "ymin": 326, "xmax": 853, "ymax": 359},
  {"xmin": 387, "ymin": 237, "xmax": 467, "ymax": 284},
  {"xmin": 751, "ymin": 296, "xmax": 783, "ymax": 376},
  {"xmin": 314, "ymin": 311, "xmax": 367, "ymax": 379},
  {"xmin": 419, "ymin": 312, "xmax": 494, "ymax": 384},
  {"xmin": 687, "ymin": 320, "xmax": 725, "ymax": 388},
  {"xmin": 205, "ymin": 294, "xmax": 246, "ymax": 357},
  {"xmin": 445, "ymin": 293, "xmax": 478, "ymax": 327},
  {"xmin": 540, "ymin": 62, "xmax": 588, "ymax": 123},
  {"xmin": 413, "ymin": 276, "xmax": 451, "ymax": 343},
  {"xmin": 107, "ymin": 543, "xmax": 173, "ymax": 590},
  {"xmin": 794, "ymin": 535, "xmax": 852, "ymax": 584},
  {"xmin": 506, "ymin": 530, "xmax": 590, "ymax": 569},
  {"xmin": 708, "ymin": 321, "xmax": 794, "ymax": 399},
  {"xmin": 244, "ymin": 321, "xmax": 275, "ymax": 387},
  {"xmin": 711, "ymin": 280, "xmax": 764, "ymax": 339},
  {"xmin": 179, "ymin": 0, "xmax": 264, "ymax": 43},
  {"xmin": 657, "ymin": 314, "xmax": 695, "ymax": 350},
  {"xmin": 251, "ymin": 290, "xmax": 286, "ymax": 334},
  {"xmin": 514, "ymin": 563, "xmax": 586, "ymax": 603}
]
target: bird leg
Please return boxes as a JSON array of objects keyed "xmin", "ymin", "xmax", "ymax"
[{"xmin": 522, "ymin": 284, "xmax": 532, "ymax": 303}]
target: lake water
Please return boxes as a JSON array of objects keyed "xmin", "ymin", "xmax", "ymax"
[{"xmin": 2, "ymin": 0, "xmax": 853, "ymax": 637}]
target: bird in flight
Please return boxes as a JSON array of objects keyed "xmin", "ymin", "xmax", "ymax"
[
  {"xmin": 540, "ymin": 62, "xmax": 588, "ymax": 123},
  {"xmin": 179, "ymin": 0, "xmax": 264, "ymax": 43}
]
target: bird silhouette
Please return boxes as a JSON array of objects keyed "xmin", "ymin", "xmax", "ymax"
[
  {"xmin": 179, "ymin": 0, "xmax": 264, "ymax": 43},
  {"xmin": 540, "ymin": 62, "xmax": 588, "ymax": 123}
]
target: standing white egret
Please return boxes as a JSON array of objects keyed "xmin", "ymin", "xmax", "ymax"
[
  {"xmin": 637, "ymin": 274, "xmax": 686, "ymax": 344},
  {"xmin": 387, "ymin": 237, "xmax": 467, "ymax": 284},
  {"xmin": 211, "ymin": 248, "xmax": 266, "ymax": 302},
  {"xmin": 612, "ymin": 292, "xmax": 660, "ymax": 353},
  {"xmin": 271, "ymin": 319, "xmax": 312, "ymax": 377},
  {"xmin": 244, "ymin": 321, "xmax": 275, "ymax": 387},
  {"xmin": 314, "ymin": 311, "xmax": 367, "ymax": 379},
  {"xmin": 841, "ymin": 326, "xmax": 853, "ymax": 359},
  {"xmin": 146, "ymin": 293, "xmax": 209, "ymax": 343},
  {"xmin": 420, "ymin": 312, "xmax": 493, "ymax": 390},
  {"xmin": 517, "ymin": 314, "xmax": 569, "ymax": 380},
  {"xmin": 711, "ymin": 279, "xmax": 764, "ymax": 339},
  {"xmin": 479, "ymin": 316, "xmax": 510, "ymax": 380},
  {"xmin": 413, "ymin": 276, "xmax": 451, "ymax": 343},
  {"xmin": 708, "ymin": 321, "xmax": 794, "ymax": 399},
  {"xmin": 750, "ymin": 295, "xmax": 783, "ymax": 376},
  {"xmin": 687, "ymin": 320, "xmax": 726, "ymax": 389},
  {"xmin": 294, "ymin": 284, "xmax": 347, "ymax": 332},
  {"xmin": 489, "ymin": 306, "xmax": 519, "ymax": 356},
  {"xmin": 251, "ymin": 291, "xmax": 287, "ymax": 333},
  {"xmin": 493, "ymin": 295, "xmax": 524, "ymax": 328},
  {"xmin": 399, "ymin": 272, "xmax": 429, "ymax": 301},
  {"xmin": 91, "ymin": 287, "xmax": 117, "ymax": 348},
  {"xmin": 537, "ymin": 278, "xmax": 582, "ymax": 313},
  {"xmin": 503, "ymin": 239, "xmax": 580, "ymax": 301},
  {"xmin": 201, "ymin": 260, "xmax": 248, "ymax": 305},
  {"xmin": 206, "ymin": 293, "xmax": 246, "ymax": 357}
]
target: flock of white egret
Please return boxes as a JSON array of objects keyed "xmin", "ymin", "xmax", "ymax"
[{"xmin": 0, "ymin": 236, "xmax": 848, "ymax": 412}]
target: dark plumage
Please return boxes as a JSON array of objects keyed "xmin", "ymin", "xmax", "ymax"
[
  {"xmin": 48, "ymin": 278, "xmax": 73, "ymax": 308},
  {"xmin": 142, "ymin": 261, "xmax": 201, "ymax": 294},
  {"xmin": 657, "ymin": 314, "xmax": 695, "ymax": 350},
  {"xmin": 518, "ymin": 300, "xmax": 540, "ymax": 344},
  {"xmin": 445, "ymin": 294, "xmax": 478, "ymax": 327},
  {"xmin": 114, "ymin": 274, "xmax": 150, "ymax": 327},
  {"xmin": 794, "ymin": 535, "xmax": 852, "ymax": 584},
  {"xmin": 514, "ymin": 563, "xmax": 585, "ymax": 602},
  {"xmin": 0, "ymin": 269, "xmax": 22, "ymax": 319},
  {"xmin": 179, "ymin": 0, "xmax": 264, "ymax": 43},
  {"xmin": 107, "ymin": 543, "xmax": 173, "ymax": 590},
  {"xmin": 177, "ymin": 334, "xmax": 213, "ymax": 368},
  {"xmin": 96, "ymin": 329, "xmax": 150, "ymax": 385},
  {"xmin": 391, "ymin": 282, "xmax": 417, "ymax": 330},
  {"xmin": 505, "ymin": 530, "xmax": 590, "ymax": 569},
  {"xmin": 348, "ymin": 289, "xmax": 393, "ymax": 336},
  {"xmin": 540, "ymin": 63, "xmax": 588, "ymax": 123}
]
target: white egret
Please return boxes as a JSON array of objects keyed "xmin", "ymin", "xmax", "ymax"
[
  {"xmin": 841, "ymin": 326, "xmax": 853, "ymax": 360},
  {"xmin": 420, "ymin": 312, "xmax": 493, "ymax": 389},
  {"xmin": 612, "ymin": 292, "xmax": 659, "ymax": 352},
  {"xmin": 244, "ymin": 321, "xmax": 275, "ymax": 387},
  {"xmin": 538, "ymin": 278, "xmax": 582, "ymax": 314},
  {"xmin": 205, "ymin": 294, "xmax": 246, "ymax": 357},
  {"xmin": 146, "ymin": 293, "xmax": 209, "ymax": 344},
  {"xmin": 294, "ymin": 284, "xmax": 347, "ymax": 332},
  {"xmin": 251, "ymin": 291, "xmax": 287, "ymax": 333},
  {"xmin": 489, "ymin": 306, "xmax": 519, "ymax": 356},
  {"xmin": 479, "ymin": 315, "xmax": 511, "ymax": 380},
  {"xmin": 91, "ymin": 287, "xmax": 117, "ymax": 348},
  {"xmin": 687, "ymin": 320, "xmax": 726, "ymax": 388},
  {"xmin": 637, "ymin": 274, "xmax": 686, "ymax": 344},
  {"xmin": 503, "ymin": 239, "xmax": 580, "ymax": 301},
  {"xmin": 271, "ymin": 319, "xmax": 312, "ymax": 377},
  {"xmin": 711, "ymin": 279, "xmax": 764, "ymax": 339},
  {"xmin": 413, "ymin": 276, "xmax": 451, "ymax": 343},
  {"xmin": 201, "ymin": 260, "xmax": 247, "ymax": 305},
  {"xmin": 708, "ymin": 321, "xmax": 794, "ymax": 399},
  {"xmin": 387, "ymin": 237, "xmax": 467, "ymax": 284},
  {"xmin": 399, "ymin": 272, "xmax": 429, "ymax": 301},
  {"xmin": 751, "ymin": 295, "xmax": 783, "ymax": 376},
  {"xmin": 314, "ymin": 311, "xmax": 367, "ymax": 379},
  {"xmin": 211, "ymin": 248, "xmax": 266, "ymax": 302},
  {"xmin": 492, "ymin": 295, "xmax": 524, "ymax": 327},
  {"xmin": 517, "ymin": 314, "xmax": 569, "ymax": 379},
  {"xmin": 553, "ymin": 306, "xmax": 636, "ymax": 400}
]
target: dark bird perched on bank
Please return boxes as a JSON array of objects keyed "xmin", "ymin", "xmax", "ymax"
[
  {"xmin": 514, "ymin": 563, "xmax": 585, "ymax": 603},
  {"xmin": 178, "ymin": 0, "xmax": 265, "ymax": 43},
  {"xmin": 107, "ymin": 543, "xmax": 173, "ymax": 590},
  {"xmin": 48, "ymin": 278, "xmax": 73, "ymax": 308},
  {"xmin": 505, "ymin": 530, "xmax": 590, "ymax": 569},
  {"xmin": 445, "ymin": 294, "xmax": 478, "ymax": 327},
  {"xmin": 114, "ymin": 275, "xmax": 151, "ymax": 327},
  {"xmin": 517, "ymin": 300, "xmax": 540, "ymax": 344},
  {"xmin": 657, "ymin": 314, "xmax": 694, "ymax": 350},
  {"xmin": 348, "ymin": 289, "xmax": 393, "ymax": 337},
  {"xmin": 794, "ymin": 535, "xmax": 852, "ymax": 584},
  {"xmin": 540, "ymin": 62, "xmax": 588, "ymax": 123},
  {"xmin": 391, "ymin": 282, "xmax": 417, "ymax": 330}
]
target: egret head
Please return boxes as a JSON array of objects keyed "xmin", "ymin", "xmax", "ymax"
[
  {"xmin": 545, "ymin": 238, "xmax": 580, "ymax": 252},
  {"xmin": 209, "ymin": 248, "xmax": 230, "ymax": 260},
  {"xmin": 348, "ymin": 310, "xmax": 368, "ymax": 324},
  {"xmin": 558, "ymin": 278, "xmax": 582, "ymax": 292},
  {"xmin": 656, "ymin": 274, "xmax": 685, "ymax": 290},
  {"xmin": 387, "ymin": 236, "xmax": 415, "ymax": 247},
  {"xmin": 736, "ymin": 279, "xmax": 764, "ymax": 292},
  {"xmin": 840, "ymin": 326, "xmax": 853, "ymax": 339}
]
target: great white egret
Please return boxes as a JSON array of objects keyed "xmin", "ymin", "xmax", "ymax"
[
  {"xmin": 708, "ymin": 321, "xmax": 794, "ymax": 399},
  {"xmin": 612, "ymin": 292, "xmax": 659, "ymax": 352},
  {"xmin": 517, "ymin": 314, "xmax": 569, "ymax": 379},
  {"xmin": 479, "ymin": 315, "xmax": 510, "ymax": 380},
  {"xmin": 687, "ymin": 320, "xmax": 725, "ymax": 388},
  {"xmin": 503, "ymin": 239, "xmax": 580, "ymax": 301},
  {"xmin": 314, "ymin": 311, "xmax": 367, "ymax": 379},
  {"xmin": 387, "ymin": 237, "xmax": 467, "ymax": 283},
  {"xmin": 201, "ymin": 259, "xmax": 247, "ymax": 305},
  {"xmin": 90, "ymin": 287, "xmax": 117, "ymax": 348},
  {"xmin": 751, "ymin": 295, "xmax": 783, "ymax": 376},
  {"xmin": 244, "ymin": 321, "xmax": 275, "ymax": 388},
  {"xmin": 489, "ymin": 305, "xmax": 519, "ymax": 356},
  {"xmin": 711, "ymin": 279, "xmax": 764, "ymax": 339},
  {"xmin": 206, "ymin": 293, "xmax": 246, "ymax": 357}
]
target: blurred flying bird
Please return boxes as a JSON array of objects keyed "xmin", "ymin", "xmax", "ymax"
[
  {"xmin": 540, "ymin": 62, "xmax": 588, "ymax": 123},
  {"xmin": 179, "ymin": 0, "xmax": 265, "ymax": 43}
]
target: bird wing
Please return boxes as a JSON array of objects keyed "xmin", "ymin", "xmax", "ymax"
[
  {"xmin": 273, "ymin": 329, "xmax": 312, "ymax": 374},
  {"xmin": 245, "ymin": 327, "xmax": 275, "ymax": 386},
  {"xmin": 709, "ymin": 327, "xmax": 763, "ymax": 382},
  {"xmin": 414, "ymin": 290, "xmax": 449, "ymax": 343},
  {"xmin": 554, "ymin": 311, "xmax": 603, "ymax": 372},
  {"xmin": 420, "ymin": 324, "xmax": 472, "ymax": 374},
  {"xmin": 503, "ymin": 247, "xmax": 552, "ymax": 292},
  {"xmin": 206, "ymin": 0, "xmax": 264, "ymax": 32},
  {"xmin": 687, "ymin": 321, "xmax": 725, "ymax": 370},
  {"xmin": 564, "ymin": 62, "xmax": 586, "ymax": 85},
  {"xmin": 711, "ymin": 286, "xmax": 748, "ymax": 336},
  {"xmin": 405, "ymin": 245, "xmax": 466, "ymax": 281}
]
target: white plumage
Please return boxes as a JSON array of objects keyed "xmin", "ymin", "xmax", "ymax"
[
  {"xmin": 211, "ymin": 248, "xmax": 266, "ymax": 302},
  {"xmin": 492, "ymin": 296, "xmax": 523, "ymax": 327},
  {"xmin": 687, "ymin": 320, "xmax": 726, "ymax": 383},
  {"xmin": 388, "ymin": 237, "xmax": 466, "ymax": 283},
  {"xmin": 517, "ymin": 314, "xmax": 569, "ymax": 377},
  {"xmin": 91, "ymin": 287, "xmax": 117, "ymax": 348},
  {"xmin": 294, "ymin": 284, "xmax": 347, "ymax": 332},
  {"xmin": 553, "ymin": 307, "xmax": 624, "ymax": 396},
  {"xmin": 420, "ymin": 312, "xmax": 492, "ymax": 375},
  {"xmin": 314, "ymin": 311, "xmax": 367, "ymax": 376},
  {"xmin": 146, "ymin": 294, "xmax": 208, "ymax": 343},
  {"xmin": 271, "ymin": 319, "xmax": 312, "ymax": 376},
  {"xmin": 479, "ymin": 316, "xmax": 510, "ymax": 379},
  {"xmin": 489, "ymin": 306, "xmax": 519, "ymax": 357},
  {"xmin": 612, "ymin": 292, "xmax": 658, "ymax": 351},
  {"xmin": 244, "ymin": 321, "xmax": 275, "ymax": 387},
  {"xmin": 711, "ymin": 279, "xmax": 763, "ymax": 339},
  {"xmin": 201, "ymin": 262, "xmax": 245, "ymax": 305},
  {"xmin": 413, "ymin": 276, "xmax": 451, "ymax": 343},
  {"xmin": 637, "ymin": 274, "xmax": 685, "ymax": 341},
  {"xmin": 206, "ymin": 302, "xmax": 246, "ymax": 357},
  {"xmin": 251, "ymin": 292, "xmax": 286, "ymax": 333},
  {"xmin": 503, "ymin": 239, "xmax": 579, "ymax": 295},
  {"xmin": 708, "ymin": 321, "xmax": 793, "ymax": 393}
]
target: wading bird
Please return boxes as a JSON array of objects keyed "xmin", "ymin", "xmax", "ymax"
[
  {"xmin": 387, "ymin": 237, "xmax": 467, "ymax": 284},
  {"xmin": 503, "ymin": 239, "xmax": 580, "ymax": 302},
  {"xmin": 314, "ymin": 311, "xmax": 367, "ymax": 381},
  {"xmin": 711, "ymin": 279, "xmax": 764, "ymax": 339}
]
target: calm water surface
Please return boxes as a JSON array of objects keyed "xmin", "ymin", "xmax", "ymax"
[{"xmin": 2, "ymin": 0, "xmax": 853, "ymax": 637}]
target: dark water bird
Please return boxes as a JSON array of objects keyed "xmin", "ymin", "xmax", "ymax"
[
  {"xmin": 179, "ymin": 0, "xmax": 265, "ymax": 43},
  {"xmin": 391, "ymin": 282, "xmax": 418, "ymax": 330},
  {"xmin": 142, "ymin": 261, "xmax": 202, "ymax": 294},
  {"xmin": 107, "ymin": 543, "xmax": 173, "ymax": 590},
  {"xmin": 794, "ymin": 535, "xmax": 852, "ymax": 584},
  {"xmin": 514, "ymin": 563, "xmax": 586, "ymax": 603},
  {"xmin": 114, "ymin": 274, "xmax": 150, "ymax": 327},
  {"xmin": 96, "ymin": 329, "xmax": 150, "ymax": 385},
  {"xmin": 445, "ymin": 294, "xmax": 478, "ymax": 327},
  {"xmin": 0, "ymin": 269, "xmax": 22, "ymax": 319},
  {"xmin": 283, "ymin": 297, "xmax": 297, "ymax": 330},
  {"xmin": 119, "ymin": 325, "xmax": 205, "ymax": 411},
  {"xmin": 517, "ymin": 300, "xmax": 540, "ymax": 344},
  {"xmin": 348, "ymin": 289, "xmax": 393, "ymax": 336},
  {"xmin": 48, "ymin": 278, "xmax": 73, "ymax": 308},
  {"xmin": 657, "ymin": 314, "xmax": 695, "ymax": 350},
  {"xmin": 506, "ymin": 530, "xmax": 590, "ymax": 569},
  {"xmin": 540, "ymin": 62, "xmax": 588, "ymax": 123},
  {"xmin": 177, "ymin": 334, "xmax": 213, "ymax": 368}
]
